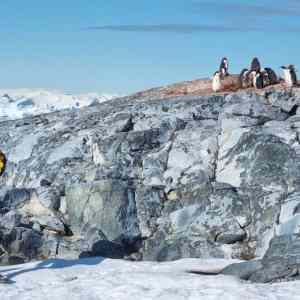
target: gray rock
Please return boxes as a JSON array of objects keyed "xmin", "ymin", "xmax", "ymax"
[
  {"xmin": 80, "ymin": 240, "xmax": 126, "ymax": 259},
  {"xmin": 31, "ymin": 214, "xmax": 65, "ymax": 234},
  {"xmin": 65, "ymin": 180, "xmax": 140, "ymax": 246},
  {"xmin": 0, "ymin": 227, "xmax": 43, "ymax": 262},
  {"xmin": 35, "ymin": 186, "xmax": 62, "ymax": 210},
  {"xmin": 0, "ymin": 189, "xmax": 31, "ymax": 213},
  {"xmin": 135, "ymin": 187, "xmax": 164, "ymax": 238},
  {"xmin": 0, "ymin": 211, "xmax": 32, "ymax": 229},
  {"xmin": 1, "ymin": 87, "xmax": 300, "ymax": 284},
  {"xmin": 221, "ymin": 260, "xmax": 263, "ymax": 280},
  {"xmin": 249, "ymin": 234, "xmax": 300, "ymax": 283}
]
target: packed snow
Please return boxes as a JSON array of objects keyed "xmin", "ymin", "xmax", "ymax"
[
  {"xmin": 0, "ymin": 257, "xmax": 300, "ymax": 300},
  {"xmin": 0, "ymin": 89, "xmax": 118, "ymax": 121}
]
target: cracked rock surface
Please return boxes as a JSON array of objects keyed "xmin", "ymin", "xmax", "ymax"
[{"xmin": 1, "ymin": 88, "xmax": 300, "ymax": 282}]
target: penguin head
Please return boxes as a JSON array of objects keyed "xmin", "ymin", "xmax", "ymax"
[
  {"xmin": 239, "ymin": 68, "xmax": 248, "ymax": 79},
  {"xmin": 251, "ymin": 57, "xmax": 259, "ymax": 63},
  {"xmin": 213, "ymin": 71, "xmax": 221, "ymax": 79},
  {"xmin": 255, "ymin": 71, "xmax": 262, "ymax": 79},
  {"xmin": 251, "ymin": 57, "xmax": 261, "ymax": 71},
  {"xmin": 221, "ymin": 57, "xmax": 228, "ymax": 63}
]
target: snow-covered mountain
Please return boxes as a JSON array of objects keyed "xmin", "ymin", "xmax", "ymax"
[
  {"xmin": 0, "ymin": 89, "xmax": 118, "ymax": 121},
  {"xmin": 0, "ymin": 258, "xmax": 299, "ymax": 300}
]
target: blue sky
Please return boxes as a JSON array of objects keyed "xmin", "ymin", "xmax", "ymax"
[{"xmin": 0, "ymin": 0, "xmax": 299, "ymax": 94}]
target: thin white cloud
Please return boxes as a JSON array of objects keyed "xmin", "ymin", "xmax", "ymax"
[{"xmin": 85, "ymin": 24, "xmax": 256, "ymax": 33}]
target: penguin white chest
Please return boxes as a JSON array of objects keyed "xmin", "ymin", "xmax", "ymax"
[
  {"xmin": 283, "ymin": 69, "xmax": 293, "ymax": 87},
  {"xmin": 212, "ymin": 74, "xmax": 221, "ymax": 92}
]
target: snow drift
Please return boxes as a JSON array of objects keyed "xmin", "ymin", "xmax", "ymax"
[{"xmin": 1, "ymin": 257, "xmax": 300, "ymax": 300}]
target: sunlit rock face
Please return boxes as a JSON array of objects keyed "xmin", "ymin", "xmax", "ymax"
[{"xmin": 1, "ymin": 86, "xmax": 300, "ymax": 280}]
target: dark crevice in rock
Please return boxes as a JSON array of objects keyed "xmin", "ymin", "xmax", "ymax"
[
  {"xmin": 63, "ymin": 224, "xmax": 74, "ymax": 237},
  {"xmin": 120, "ymin": 116, "xmax": 135, "ymax": 133},
  {"xmin": 293, "ymin": 203, "xmax": 300, "ymax": 215},
  {"xmin": 288, "ymin": 105, "xmax": 298, "ymax": 117},
  {"xmin": 211, "ymin": 131, "xmax": 221, "ymax": 182},
  {"xmin": 192, "ymin": 113, "xmax": 218, "ymax": 121}
]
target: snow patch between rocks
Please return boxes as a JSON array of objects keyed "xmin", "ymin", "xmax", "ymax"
[{"xmin": 1, "ymin": 257, "xmax": 300, "ymax": 300}]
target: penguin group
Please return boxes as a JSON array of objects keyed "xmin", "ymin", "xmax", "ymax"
[
  {"xmin": 212, "ymin": 57, "xmax": 298, "ymax": 92},
  {"xmin": 239, "ymin": 57, "xmax": 279, "ymax": 90}
]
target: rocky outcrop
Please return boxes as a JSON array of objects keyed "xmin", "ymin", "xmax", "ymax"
[
  {"xmin": 221, "ymin": 234, "xmax": 300, "ymax": 283},
  {"xmin": 1, "ymin": 85, "xmax": 300, "ymax": 283}
]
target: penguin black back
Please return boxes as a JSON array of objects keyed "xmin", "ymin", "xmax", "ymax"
[
  {"xmin": 219, "ymin": 57, "xmax": 229, "ymax": 77},
  {"xmin": 264, "ymin": 67, "xmax": 278, "ymax": 85},
  {"xmin": 239, "ymin": 68, "xmax": 249, "ymax": 87},
  {"xmin": 251, "ymin": 57, "xmax": 261, "ymax": 72},
  {"xmin": 289, "ymin": 65, "xmax": 298, "ymax": 85},
  {"xmin": 254, "ymin": 72, "xmax": 264, "ymax": 89}
]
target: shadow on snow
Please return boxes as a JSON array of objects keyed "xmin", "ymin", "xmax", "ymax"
[{"xmin": 2, "ymin": 256, "xmax": 105, "ymax": 283}]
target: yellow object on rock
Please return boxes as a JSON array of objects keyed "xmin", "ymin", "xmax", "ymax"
[
  {"xmin": 0, "ymin": 150, "xmax": 6, "ymax": 176},
  {"xmin": 167, "ymin": 191, "xmax": 178, "ymax": 201}
]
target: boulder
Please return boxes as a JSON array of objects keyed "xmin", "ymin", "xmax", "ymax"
[
  {"xmin": 65, "ymin": 180, "xmax": 141, "ymax": 249},
  {"xmin": 250, "ymin": 234, "xmax": 300, "ymax": 283}
]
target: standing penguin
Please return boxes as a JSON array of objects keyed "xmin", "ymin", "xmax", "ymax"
[
  {"xmin": 261, "ymin": 69, "xmax": 270, "ymax": 87},
  {"xmin": 251, "ymin": 57, "xmax": 261, "ymax": 72},
  {"xmin": 253, "ymin": 71, "xmax": 264, "ymax": 89},
  {"xmin": 219, "ymin": 57, "xmax": 229, "ymax": 78},
  {"xmin": 212, "ymin": 71, "xmax": 222, "ymax": 92},
  {"xmin": 281, "ymin": 65, "xmax": 298, "ymax": 87},
  {"xmin": 248, "ymin": 70, "xmax": 258, "ymax": 87},
  {"xmin": 264, "ymin": 67, "xmax": 278, "ymax": 85},
  {"xmin": 239, "ymin": 68, "xmax": 249, "ymax": 88}
]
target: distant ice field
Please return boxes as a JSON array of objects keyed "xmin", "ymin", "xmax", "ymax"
[{"xmin": 0, "ymin": 89, "xmax": 118, "ymax": 121}]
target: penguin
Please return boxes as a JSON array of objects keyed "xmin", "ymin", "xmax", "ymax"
[
  {"xmin": 281, "ymin": 65, "xmax": 298, "ymax": 87},
  {"xmin": 0, "ymin": 150, "xmax": 6, "ymax": 176},
  {"xmin": 212, "ymin": 71, "xmax": 222, "ymax": 92},
  {"xmin": 261, "ymin": 69, "xmax": 270, "ymax": 87},
  {"xmin": 219, "ymin": 57, "xmax": 229, "ymax": 78},
  {"xmin": 264, "ymin": 67, "xmax": 278, "ymax": 85},
  {"xmin": 253, "ymin": 71, "xmax": 264, "ymax": 89},
  {"xmin": 250, "ymin": 57, "xmax": 261, "ymax": 72},
  {"xmin": 248, "ymin": 70, "xmax": 258, "ymax": 88},
  {"xmin": 239, "ymin": 68, "xmax": 250, "ymax": 88}
]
